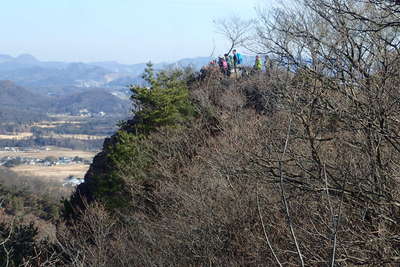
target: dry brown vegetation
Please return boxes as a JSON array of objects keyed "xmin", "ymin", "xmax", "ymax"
[
  {"xmin": 2, "ymin": 0, "xmax": 400, "ymax": 266},
  {"xmin": 58, "ymin": 71, "xmax": 400, "ymax": 266}
]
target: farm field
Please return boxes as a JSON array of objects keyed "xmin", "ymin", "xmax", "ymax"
[
  {"xmin": 0, "ymin": 114, "xmax": 113, "ymax": 185},
  {"xmin": 42, "ymin": 133, "xmax": 107, "ymax": 140},
  {"xmin": 0, "ymin": 146, "xmax": 97, "ymax": 183},
  {"xmin": 11, "ymin": 164, "xmax": 90, "ymax": 181},
  {"xmin": 0, "ymin": 133, "xmax": 33, "ymax": 140},
  {"xmin": 0, "ymin": 146, "xmax": 97, "ymax": 159},
  {"xmin": 0, "ymin": 132, "xmax": 107, "ymax": 141}
]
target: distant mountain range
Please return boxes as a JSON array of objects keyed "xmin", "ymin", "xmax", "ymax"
[
  {"xmin": 0, "ymin": 53, "xmax": 256, "ymax": 96},
  {"xmin": 0, "ymin": 53, "xmax": 212, "ymax": 123},
  {"xmin": 0, "ymin": 80, "xmax": 130, "ymax": 122},
  {"xmin": 0, "ymin": 53, "xmax": 257, "ymax": 123},
  {"xmin": 0, "ymin": 54, "xmax": 219, "ymax": 96}
]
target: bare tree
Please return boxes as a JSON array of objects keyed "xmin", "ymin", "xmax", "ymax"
[
  {"xmin": 247, "ymin": 0, "xmax": 400, "ymax": 265},
  {"xmin": 214, "ymin": 16, "xmax": 254, "ymax": 54}
]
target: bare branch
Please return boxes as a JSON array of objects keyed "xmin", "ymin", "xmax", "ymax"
[
  {"xmin": 279, "ymin": 117, "xmax": 305, "ymax": 267},
  {"xmin": 214, "ymin": 16, "xmax": 254, "ymax": 54},
  {"xmin": 256, "ymin": 184, "xmax": 283, "ymax": 267}
]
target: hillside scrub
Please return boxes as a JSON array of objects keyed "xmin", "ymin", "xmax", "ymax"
[
  {"xmin": 3, "ymin": 0, "xmax": 400, "ymax": 266},
  {"xmin": 60, "ymin": 68, "xmax": 400, "ymax": 266},
  {"xmin": 64, "ymin": 63, "xmax": 196, "ymax": 214}
]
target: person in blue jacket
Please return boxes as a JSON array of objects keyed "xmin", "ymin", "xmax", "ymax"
[{"xmin": 232, "ymin": 49, "xmax": 243, "ymax": 73}]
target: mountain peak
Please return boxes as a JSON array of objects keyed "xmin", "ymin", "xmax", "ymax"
[
  {"xmin": 0, "ymin": 54, "xmax": 13, "ymax": 63},
  {"xmin": 16, "ymin": 54, "xmax": 38, "ymax": 63},
  {"xmin": 0, "ymin": 80, "xmax": 17, "ymax": 88}
]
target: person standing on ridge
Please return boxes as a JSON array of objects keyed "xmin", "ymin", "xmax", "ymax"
[
  {"xmin": 218, "ymin": 56, "xmax": 228, "ymax": 76},
  {"xmin": 254, "ymin": 55, "xmax": 262, "ymax": 71},
  {"xmin": 233, "ymin": 49, "xmax": 243, "ymax": 75},
  {"xmin": 264, "ymin": 55, "xmax": 273, "ymax": 77},
  {"xmin": 224, "ymin": 53, "xmax": 233, "ymax": 76}
]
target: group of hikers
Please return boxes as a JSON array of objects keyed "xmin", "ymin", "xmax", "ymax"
[
  {"xmin": 202, "ymin": 49, "xmax": 273, "ymax": 78},
  {"xmin": 253, "ymin": 55, "xmax": 273, "ymax": 73}
]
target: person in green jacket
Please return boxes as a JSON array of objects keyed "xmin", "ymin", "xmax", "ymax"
[
  {"xmin": 264, "ymin": 55, "xmax": 273, "ymax": 76},
  {"xmin": 254, "ymin": 55, "xmax": 262, "ymax": 71},
  {"xmin": 224, "ymin": 53, "xmax": 234, "ymax": 76}
]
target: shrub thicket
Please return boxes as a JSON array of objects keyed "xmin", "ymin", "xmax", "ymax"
[
  {"xmin": 64, "ymin": 63, "xmax": 195, "ymax": 214},
  {"xmin": 4, "ymin": 1, "xmax": 400, "ymax": 266}
]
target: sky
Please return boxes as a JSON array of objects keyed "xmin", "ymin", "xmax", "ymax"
[{"xmin": 1, "ymin": 0, "xmax": 278, "ymax": 64}]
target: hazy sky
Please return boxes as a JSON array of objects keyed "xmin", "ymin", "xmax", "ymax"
[{"xmin": 1, "ymin": 0, "xmax": 277, "ymax": 64}]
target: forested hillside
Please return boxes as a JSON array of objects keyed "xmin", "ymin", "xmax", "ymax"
[
  {"xmin": 1, "ymin": 0, "xmax": 400, "ymax": 266},
  {"xmin": 0, "ymin": 80, "xmax": 49, "ymax": 109},
  {"xmin": 0, "ymin": 80, "xmax": 129, "ymax": 116},
  {"xmin": 0, "ymin": 80, "xmax": 129, "ymax": 150},
  {"xmin": 52, "ymin": 89, "xmax": 130, "ymax": 115},
  {"xmin": 0, "ymin": 81, "xmax": 51, "ymax": 123}
]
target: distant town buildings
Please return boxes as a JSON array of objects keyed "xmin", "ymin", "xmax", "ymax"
[
  {"xmin": 0, "ymin": 147, "xmax": 91, "ymax": 186},
  {"xmin": 0, "ymin": 147, "xmax": 91, "ymax": 168}
]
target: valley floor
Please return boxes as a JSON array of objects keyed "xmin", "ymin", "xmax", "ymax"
[{"xmin": 0, "ymin": 146, "xmax": 97, "ymax": 186}]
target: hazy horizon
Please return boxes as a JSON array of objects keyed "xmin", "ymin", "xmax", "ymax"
[
  {"xmin": 1, "ymin": 0, "xmax": 278, "ymax": 65},
  {"xmin": 0, "ymin": 52, "xmax": 214, "ymax": 65}
]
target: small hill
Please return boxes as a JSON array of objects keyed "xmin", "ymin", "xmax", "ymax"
[
  {"xmin": 0, "ymin": 54, "xmax": 13, "ymax": 63},
  {"xmin": 53, "ymin": 89, "xmax": 130, "ymax": 115},
  {"xmin": 0, "ymin": 80, "xmax": 50, "ymax": 123},
  {"xmin": 0, "ymin": 106, "xmax": 49, "ymax": 123},
  {"xmin": 0, "ymin": 80, "xmax": 49, "ymax": 109},
  {"xmin": 14, "ymin": 54, "xmax": 39, "ymax": 64},
  {"xmin": 0, "ymin": 80, "xmax": 130, "ymax": 121}
]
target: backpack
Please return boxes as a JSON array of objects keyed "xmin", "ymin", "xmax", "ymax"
[
  {"xmin": 237, "ymin": 53, "xmax": 243, "ymax": 64},
  {"xmin": 222, "ymin": 59, "xmax": 228, "ymax": 69}
]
